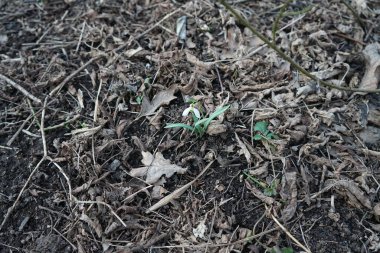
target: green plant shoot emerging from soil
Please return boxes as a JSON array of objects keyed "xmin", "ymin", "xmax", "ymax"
[
  {"xmin": 253, "ymin": 121, "xmax": 278, "ymax": 141},
  {"xmin": 165, "ymin": 102, "xmax": 230, "ymax": 137}
]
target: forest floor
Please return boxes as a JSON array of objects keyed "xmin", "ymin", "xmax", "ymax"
[{"xmin": 0, "ymin": 0, "xmax": 380, "ymax": 252}]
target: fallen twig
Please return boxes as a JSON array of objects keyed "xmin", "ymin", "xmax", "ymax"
[
  {"xmin": 0, "ymin": 73, "xmax": 42, "ymax": 104},
  {"xmin": 147, "ymin": 160, "xmax": 214, "ymax": 213},
  {"xmin": 0, "ymin": 98, "xmax": 49, "ymax": 231},
  {"xmin": 49, "ymin": 55, "xmax": 105, "ymax": 96}
]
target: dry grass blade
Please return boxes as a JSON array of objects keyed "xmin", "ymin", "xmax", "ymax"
[{"xmin": 147, "ymin": 160, "xmax": 214, "ymax": 213}]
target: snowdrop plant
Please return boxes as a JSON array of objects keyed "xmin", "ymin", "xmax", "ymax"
[{"xmin": 165, "ymin": 103, "xmax": 230, "ymax": 137}]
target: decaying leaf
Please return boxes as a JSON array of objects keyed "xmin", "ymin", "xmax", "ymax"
[
  {"xmin": 235, "ymin": 132, "xmax": 251, "ymax": 164},
  {"xmin": 323, "ymin": 179, "xmax": 372, "ymax": 210},
  {"xmin": 206, "ymin": 121, "xmax": 227, "ymax": 136},
  {"xmin": 130, "ymin": 151, "xmax": 187, "ymax": 184},
  {"xmin": 360, "ymin": 43, "xmax": 380, "ymax": 90},
  {"xmin": 176, "ymin": 16, "xmax": 187, "ymax": 42},
  {"xmin": 140, "ymin": 85, "xmax": 177, "ymax": 116},
  {"xmin": 80, "ymin": 213, "xmax": 103, "ymax": 238},
  {"xmin": 280, "ymin": 171, "xmax": 297, "ymax": 221}
]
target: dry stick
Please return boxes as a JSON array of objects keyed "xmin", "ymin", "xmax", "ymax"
[
  {"xmin": 49, "ymin": 55, "xmax": 105, "ymax": 96},
  {"xmin": 52, "ymin": 162, "xmax": 73, "ymax": 203},
  {"xmin": 76, "ymin": 200, "xmax": 127, "ymax": 227},
  {"xmin": 147, "ymin": 160, "xmax": 215, "ymax": 213},
  {"xmin": 0, "ymin": 98, "xmax": 49, "ymax": 231},
  {"xmin": 44, "ymin": 114, "xmax": 81, "ymax": 131},
  {"xmin": 7, "ymin": 113, "xmax": 34, "ymax": 146},
  {"xmin": 217, "ymin": 0, "xmax": 380, "ymax": 94},
  {"xmin": 0, "ymin": 73, "xmax": 42, "ymax": 104},
  {"xmin": 271, "ymin": 213, "xmax": 312, "ymax": 253}
]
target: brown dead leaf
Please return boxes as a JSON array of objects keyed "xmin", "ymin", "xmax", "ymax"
[
  {"xmin": 80, "ymin": 213, "xmax": 102, "ymax": 238},
  {"xmin": 140, "ymin": 85, "xmax": 177, "ymax": 117},
  {"xmin": 235, "ymin": 132, "xmax": 251, "ymax": 164},
  {"xmin": 185, "ymin": 50, "xmax": 213, "ymax": 70},
  {"xmin": 130, "ymin": 151, "xmax": 187, "ymax": 184},
  {"xmin": 245, "ymin": 180, "xmax": 275, "ymax": 206},
  {"xmin": 360, "ymin": 43, "xmax": 380, "ymax": 90},
  {"xmin": 324, "ymin": 179, "xmax": 372, "ymax": 210},
  {"xmin": 280, "ymin": 171, "xmax": 297, "ymax": 221},
  {"xmin": 206, "ymin": 121, "xmax": 227, "ymax": 136}
]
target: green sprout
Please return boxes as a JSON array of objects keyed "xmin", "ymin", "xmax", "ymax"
[
  {"xmin": 252, "ymin": 121, "xmax": 278, "ymax": 141},
  {"xmin": 271, "ymin": 247, "xmax": 294, "ymax": 253},
  {"xmin": 244, "ymin": 172, "xmax": 278, "ymax": 197},
  {"xmin": 135, "ymin": 95, "xmax": 144, "ymax": 105},
  {"xmin": 165, "ymin": 103, "xmax": 230, "ymax": 137}
]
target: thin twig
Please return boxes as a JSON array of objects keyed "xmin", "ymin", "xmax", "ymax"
[
  {"xmin": 76, "ymin": 200, "xmax": 127, "ymax": 227},
  {"xmin": 0, "ymin": 73, "xmax": 42, "ymax": 104},
  {"xmin": 271, "ymin": 213, "xmax": 312, "ymax": 253},
  {"xmin": 44, "ymin": 114, "xmax": 81, "ymax": 131},
  {"xmin": 0, "ymin": 98, "xmax": 49, "ymax": 230},
  {"xmin": 52, "ymin": 162, "xmax": 73, "ymax": 203},
  {"xmin": 49, "ymin": 55, "xmax": 105, "ymax": 96},
  {"xmin": 6, "ymin": 113, "xmax": 33, "ymax": 146},
  {"xmin": 217, "ymin": 0, "xmax": 380, "ymax": 93}
]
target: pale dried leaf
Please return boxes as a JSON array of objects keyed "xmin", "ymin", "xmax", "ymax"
[
  {"xmin": 130, "ymin": 151, "xmax": 187, "ymax": 184},
  {"xmin": 280, "ymin": 171, "xmax": 297, "ymax": 221},
  {"xmin": 206, "ymin": 122, "xmax": 227, "ymax": 136},
  {"xmin": 360, "ymin": 43, "xmax": 380, "ymax": 90},
  {"xmin": 235, "ymin": 132, "xmax": 251, "ymax": 164},
  {"xmin": 140, "ymin": 85, "xmax": 177, "ymax": 116},
  {"xmin": 324, "ymin": 179, "xmax": 372, "ymax": 209},
  {"xmin": 80, "ymin": 213, "xmax": 103, "ymax": 238}
]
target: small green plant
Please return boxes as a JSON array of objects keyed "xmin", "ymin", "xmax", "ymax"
[
  {"xmin": 252, "ymin": 121, "xmax": 278, "ymax": 141},
  {"xmin": 270, "ymin": 247, "xmax": 294, "ymax": 253},
  {"xmin": 135, "ymin": 94, "xmax": 144, "ymax": 105},
  {"xmin": 244, "ymin": 172, "xmax": 278, "ymax": 197},
  {"xmin": 165, "ymin": 103, "xmax": 230, "ymax": 137}
]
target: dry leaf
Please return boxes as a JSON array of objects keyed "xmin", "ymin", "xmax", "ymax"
[
  {"xmin": 235, "ymin": 132, "xmax": 251, "ymax": 164},
  {"xmin": 80, "ymin": 213, "xmax": 103, "ymax": 238},
  {"xmin": 130, "ymin": 151, "xmax": 187, "ymax": 184},
  {"xmin": 360, "ymin": 43, "xmax": 380, "ymax": 90},
  {"xmin": 140, "ymin": 85, "xmax": 177, "ymax": 116},
  {"xmin": 206, "ymin": 121, "xmax": 227, "ymax": 136},
  {"xmin": 280, "ymin": 171, "xmax": 297, "ymax": 221},
  {"xmin": 324, "ymin": 179, "xmax": 372, "ymax": 210}
]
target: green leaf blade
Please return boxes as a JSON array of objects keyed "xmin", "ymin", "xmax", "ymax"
[{"xmin": 165, "ymin": 123, "xmax": 194, "ymax": 131}]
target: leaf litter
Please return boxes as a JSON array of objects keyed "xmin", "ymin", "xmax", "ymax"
[{"xmin": 0, "ymin": 0, "xmax": 380, "ymax": 252}]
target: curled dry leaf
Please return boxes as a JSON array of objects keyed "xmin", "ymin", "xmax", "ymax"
[
  {"xmin": 140, "ymin": 85, "xmax": 177, "ymax": 117},
  {"xmin": 280, "ymin": 171, "xmax": 297, "ymax": 222},
  {"xmin": 360, "ymin": 43, "xmax": 380, "ymax": 90},
  {"xmin": 185, "ymin": 50, "xmax": 213, "ymax": 70},
  {"xmin": 324, "ymin": 179, "xmax": 372, "ymax": 210},
  {"xmin": 206, "ymin": 121, "xmax": 227, "ymax": 136},
  {"xmin": 130, "ymin": 151, "xmax": 187, "ymax": 185},
  {"xmin": 245, "ymin": 180, "xmax": 275, "ymax": 206},
  {"xmin": 234, "ymin": 132, "xmax": 251, "ymax": 164},
  {"xmin": 80, "ymin": 213, "xmax": 103, "ymax": 238}
]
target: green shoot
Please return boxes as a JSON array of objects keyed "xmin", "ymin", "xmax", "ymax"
[
  {"xmin": 244, "ymin": 172, "xmax": 278, "ymax": 197},
  {"xmin": 165, "ymin": 104, "xmax": 230, "ymax": 137},
  {"xmin": 252, "ymin": 121, "xmax": 278, "ymax": 141}
]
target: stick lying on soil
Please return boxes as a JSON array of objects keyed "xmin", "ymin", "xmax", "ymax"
[{"xmin": 0, "ymin": 73, "xmax": 42, "ymax": 104}]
